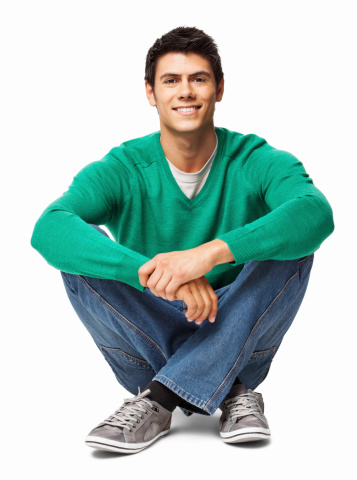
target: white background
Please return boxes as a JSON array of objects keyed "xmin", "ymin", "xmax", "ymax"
[{"xmin": 1, "ymin": 0, "xmax": 355, "ymax": 478}]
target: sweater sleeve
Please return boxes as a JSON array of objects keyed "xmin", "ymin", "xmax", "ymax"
[
  {"xmin": 216, "ymin": 144, "xmax": 335, "ymax": 265},
  {"xmin": 31, "ymin": 151, "xmax": 150, "ymax": 291}
]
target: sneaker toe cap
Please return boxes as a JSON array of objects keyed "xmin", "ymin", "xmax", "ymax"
[
  {"xmin": 88, "ymin": 425, "xmax": 126, "ymax": 442},
  {"xmin": 230, "ymin": 414, "xmax": 268, "ymax": 432}
]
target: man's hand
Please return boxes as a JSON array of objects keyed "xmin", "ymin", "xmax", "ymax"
[
  {"xmin": 175, "ymin": 276, "xmax": 218, "ymax": 324},
  {"xmin": 138, "ymin": 246, "xmax": 215, "ymax": 301},
  {"xmin": 138, "ymin": 240, "xmax": 233, "ymax": 324}
]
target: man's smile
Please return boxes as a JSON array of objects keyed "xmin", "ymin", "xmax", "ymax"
[{"xmin": 173, "ymin": 105, "xmax": 202, "ymax": 115}]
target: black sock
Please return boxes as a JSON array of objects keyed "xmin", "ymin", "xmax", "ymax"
[
  {"xmin": 233, "ymin": 376, "xmax": 243, "ymax": 386},
  {"xmin": 145, "ymin": 381, "xmax": 181, "ymax": 412}
]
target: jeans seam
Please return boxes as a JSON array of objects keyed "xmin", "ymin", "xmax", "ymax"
[
  {"xmin": 77, "ymin": 275, "xmax": 167, "ymax": 362},
  {"xmin": 298, "ymin": 254, "xmax": 313, "ymax": 265},
  {"xmin": 298, "ymin": 254, "xmax": 313, "ymax": 281},
  {"xmin": 204, "ymin": 269, "xmax": 300, "ymax": 413}
]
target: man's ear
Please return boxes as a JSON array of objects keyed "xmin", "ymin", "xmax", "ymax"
[
  {"xmin": 216, "ymin": 78, "xmax": 224, "ymax": 103},
  {"xmin": 145, "ymin": 81, "xmax": 157, "ymax": 107}
]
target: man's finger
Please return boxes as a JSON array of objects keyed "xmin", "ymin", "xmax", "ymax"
[
  {"xmin": 138, "ymin": 259, "xmax": 158, "ymax": 286},
  {"xmin": 165, "ymin": 277, "xmax": 187, "ymax": 301},
  {"xmin": 155, "ymin": 272, "xmax": 173, "ymax": 299},
  {"xmin": 185, "ymin": 282, "xmax": 204, "ymax": 322},
  {"xmin": 193, "ymin": 285, "xmax": 213, "ymax": 324},
  {"xmin": 207, "ymin": 288, "xmax": 218, "ymax": 322},
  {"xmin": 147, "ymin": 267, "xmax": 165, "ymax": 292},
  {"xmin": 179, "ymin": 285, "xmax": 198, "ymax": 321}
]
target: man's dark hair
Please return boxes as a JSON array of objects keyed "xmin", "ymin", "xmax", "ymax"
[{"xmin": 145, "ymin": 26, "xmax": 224, "ymax": 91}]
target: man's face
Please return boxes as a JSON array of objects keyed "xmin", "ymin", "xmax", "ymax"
[{"xmin": 145, "ymin": 52, "xmax": 224, "ymax": 135}]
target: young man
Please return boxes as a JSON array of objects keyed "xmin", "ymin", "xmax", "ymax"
[{"xmin": 31, "ymin": 27, "xmax": 334, "ymax": 454}]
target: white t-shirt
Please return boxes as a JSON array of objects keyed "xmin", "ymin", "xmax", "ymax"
[{"xmin": 165, "ymin": 136, "xmax": 218, "ymax": 199}]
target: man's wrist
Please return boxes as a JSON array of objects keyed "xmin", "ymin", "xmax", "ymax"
[{"xmin": 198, "ymin": 239, "xmax": 235, "ymax": 268}]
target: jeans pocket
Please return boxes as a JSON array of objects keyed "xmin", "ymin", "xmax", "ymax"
[
  {"xmin": 238, "ymin": 346, "xmax": 276, "ymax": 390},
  {"xmin": 100, "ymin": 345, "xmax": 156, "ymax": 395}
]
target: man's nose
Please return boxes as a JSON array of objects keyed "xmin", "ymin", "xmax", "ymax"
[{"xmin": 177, "ymin": 79, "xmax": 195, "ymax": 99}]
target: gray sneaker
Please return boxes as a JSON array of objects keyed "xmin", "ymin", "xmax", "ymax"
[
  {"xmin": 85, "ymin": 389, "xmax": 172, "ymax": 454},
  {"xmin": 220, "ymin": 384, "xmax": 271, "ymax": 443}
]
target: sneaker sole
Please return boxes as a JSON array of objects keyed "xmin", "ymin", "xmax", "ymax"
[
  {"xmin": 85, "ymin": 428, "xmax": 170, "ymax": 454},
  {"xmin": 220, "ymin": 426, "xmax": 271, "ymax": 444}
]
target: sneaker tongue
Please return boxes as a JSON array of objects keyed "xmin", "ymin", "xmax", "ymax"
[{"xmin": 227, "ymin": 383, "xmax": 248, "ymax": 398}]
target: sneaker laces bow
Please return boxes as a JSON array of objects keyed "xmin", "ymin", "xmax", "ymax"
[
  {"xmin": 100, "ymin": 388, "xmax": 153, "ymax": 431},
  {"xmin": 225, "ymin": 391, "xmax": 262, "ymax": 422}
]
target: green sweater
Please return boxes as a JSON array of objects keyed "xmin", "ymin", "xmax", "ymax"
[{"xmin": 31, "ymin": 127, "xmax": 334, "ymax": 292}]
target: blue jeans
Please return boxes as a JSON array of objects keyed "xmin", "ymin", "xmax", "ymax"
[{"xmin": 61, "ymin": 225, "xmax": 314, "ymax": 416}]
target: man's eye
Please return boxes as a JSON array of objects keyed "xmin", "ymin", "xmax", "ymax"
[
  {"xmin": 164, "ymin": 79, "xmax": 177, "ymax": 84},
  {"xmin": 193, "ymin": 77, "xmax": 206, "ymax": 82}
]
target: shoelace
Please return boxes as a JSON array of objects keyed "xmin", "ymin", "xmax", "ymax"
[
  {"xmin": 100, "ymin": 388, "xmax": 154, "ymax": 432},
  {"xmin": 224, "ymin": 391, "xmax": 263, "ymax": 422}
]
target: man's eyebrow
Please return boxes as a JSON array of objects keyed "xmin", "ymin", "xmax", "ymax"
[{"xmin": 159, "ymin": 71, "xmax": 212, "ymax": 81}]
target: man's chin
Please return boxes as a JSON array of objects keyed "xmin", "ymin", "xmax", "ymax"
[{"xmin": 163, "ymin": 122, "xmax": 210, "ymax": 136}]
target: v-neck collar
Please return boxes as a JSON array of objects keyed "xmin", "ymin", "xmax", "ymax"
[{"xmin": 154, "ymin": 127, "xmax": 225, "ymax": 208}]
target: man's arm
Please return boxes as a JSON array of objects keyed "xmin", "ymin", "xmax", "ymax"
[
  {"xmin": 31, "ymin": 153, "xmax": 150, "ymax": 291},
  {"xmin": 215, "ymin": 147, "xmax": 334, "ymax": 266},
  {"xmin": 139, "ymin": 147, "xmax": 334, "ymax": 299},
  {"xmin": 205, "ymin": 238, "xmax": 235, "ymax": 265}
]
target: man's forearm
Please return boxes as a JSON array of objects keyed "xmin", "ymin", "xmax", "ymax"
[
  {"xmin": 198, "ymin": 238, "xmax": 235, "ymax": 268},
  {"xmin": 138, "ymin": 238, "xmax": 235, "ymax": 298}
]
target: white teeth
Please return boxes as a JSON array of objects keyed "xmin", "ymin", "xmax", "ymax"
[{"xmin": 176, "ymin": 107, "xmax": 199, "ymax": 112}]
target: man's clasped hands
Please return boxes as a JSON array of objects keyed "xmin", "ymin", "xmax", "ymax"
[{"xmin": 138, "ymin": 245, "xmax": 218, "ymax": 325}]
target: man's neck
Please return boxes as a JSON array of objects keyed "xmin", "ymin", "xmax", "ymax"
[{"xmin": 159, "ymin": 123, "xmax": 217, "ymax": 173}]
